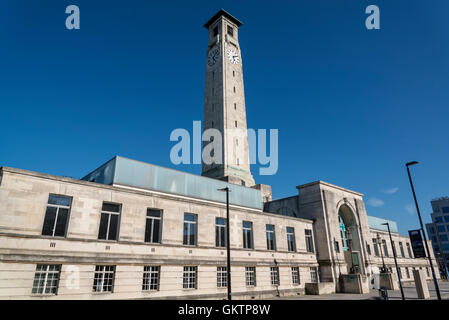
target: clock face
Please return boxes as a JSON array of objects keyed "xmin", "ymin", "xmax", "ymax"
[
  {"xmin": 207, "ymin": 47, "xmax": 220, "ymax": 66},
  {"xmin": 226, "ymin": 48, "xmax": 239, "ymax": 65}
]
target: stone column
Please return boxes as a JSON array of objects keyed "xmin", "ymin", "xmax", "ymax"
[{"xmin": 413, "ymin": 269, "xmax": 430, "ymax": 299}]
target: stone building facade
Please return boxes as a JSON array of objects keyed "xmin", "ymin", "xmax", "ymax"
[
  {"xmin": 0, "ymin": 10, "xmax": 438, "ymax": 300},
  {"xmin": 0, "ymin": 163, "xmax": 318, "ymax": 299},
  {"xmin": 0, "ymin": 159, "xmax": 437, "ymax": 299}
]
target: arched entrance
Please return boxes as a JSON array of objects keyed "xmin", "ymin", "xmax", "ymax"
[{"xmin": 338, "ymin": 205, "xmax": 363, "ymax": 274}]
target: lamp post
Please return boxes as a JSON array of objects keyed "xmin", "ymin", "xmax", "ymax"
[
  {"xmin": 406, "ymin": 161, "xmax": 441, "ymax": 300},
  {"xmin": 377, "ymin": 233, "xmax": 387, "ymax": 273},
  {"xmin": 218, "ymin": 187, "xmax": 231, "ymax": 300},
  {"xmin": 382, "ymin": 222, "xmax": 405, "ymax": 300}
]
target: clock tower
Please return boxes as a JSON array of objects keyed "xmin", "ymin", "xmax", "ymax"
[{"xmin": 202, "ymin": 9, "xmax": 255, "ymax": 187}]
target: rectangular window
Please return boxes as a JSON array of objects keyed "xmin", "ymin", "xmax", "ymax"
[
  {"xmin": 270, "ymin": 267, "xmax": 280, "ymax": 286},
  {"xmin": 183, "ymin": 213, "xmax": 197, "ymax": 246},
  {"xmin": 245, "ymin": 267, "xmax": 256, "ymax": 286},
  {"xmin": 366, "ymin": 243, "xmax": 371, "ymax": 255},
  {"xmin": 215, "ymin": 217, "xmax": 227, "ymax": 247},
  {"xmin": 217, "ymin": 266, "xmax": 227, "ymax": 288},
  {"xmin": 266, "ymin": 224, "xmax": 276, "ymax": 251},
  {"xmin": 398, "ymin": 267, "xmax": 402, "ymax": 279},
  {"xmin": 406, "ymin": 242, "xmax": 413, "ymax": 258},
  {"xmin": 435, "ymin": 216, "xmax": 443, "ymax": 223},
  {"xmin": 31, "ymin": 264, "xmax": 61, "ymax": 295},
  {"xmin": 310, "ymin": 267, "xmax": 318, "ymax": 283},
  {"xmin": 183, "ymin": 266, "xmax": 197, "ymax": 289},
  {"xmin": 426, "ymin": 267, "xmax": 430, "ymax": 277},
  {"xmin": 42, "ymin": 195, "xmax": 72, "ymax": 237},
  {"xmin": 373, "ymin": 238, "xmax": 380, "ymax": 256},
  {"xmin": 305, "ymin": 229, "xmax": 314, "ymax": 253},
  {"xmin": 98, "ymin": 202, "xmax": 121, "ymax": 241},
  {"xmin": 93, "ymin": 265, "xmax": 115, "ymax": 293},
  {"xmin": 405, "ymin": 267, "xmax": 410, "ymax": 278},
  {"xmin": 213, "ymin": 26, "xmax": 218, "ymax": 37},
  {"xmin": 142, "ymin": 266, "xmax": 160, "ymax": 291},
  {"xmin": 286, "ymin": 227, "xmax": 296, "ymax": 252},
  {"xmin": 227, "ymin": 25, "xmax": 234, "ymax": 37},
  {"xmin": 443, "ymin": 207, "xmax": 449, "ymax": 213},
  {"xmin": 243, "ymin": 221, "xmax": 253, "ymax": 249},
  {"xmin": 145, "ymin": 209, "xmax": 162, "ymax": 243},
  {"xmin": 444, "ymin": 216, "xmax": 449, "ymax": 223},
  {"xmin": 382, "ymin": 239, "xmax": 389, "ymax": 257},
  {"xmin": 335, "ymin": 239, "xmax": 340, "ymax": 253},
  {"xmin": 291, "ymin": 267, "xmax": 300, "ymax": 285},
  {"xmin": 437, "ymin": 225, "xmax": 445, "ymax": 233},
  {"xmin": 440, "ymin": 234, "xmax": 448, "ymax": 241},
  {"xmin": 399, "ymin": 242, "xmax": 405, "ymax": 257}
]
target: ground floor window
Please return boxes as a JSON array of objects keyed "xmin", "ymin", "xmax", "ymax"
[
  {"xmin": 31, "ymin": 264, "xmax": 61, "ymax": 295},
  {"xmin": 142, "ymin": 266, "xmax": 160, "ymax": 291},
  {"xmin": 270, "ymin": 267, "xmax": 280, "ymax": 286},
  {"xmin": 245, "ymin": 267, "xmax": 256, "ymax": 286},
  {"xmin": 183, "ymin": 266, "xmax": 197, "ymax": 289},
  {"xmin": 93, "ymin": 265, "xmax": 115, "ymax": 293},
  {"xmin": 310, "ymin": 267, "xmax": 318, "ymax": 283},
  {"xmin": 217, "ymin": 266, "xmax": 227, "ymax": 288},
  {"xmin": 291, "ymin": 267, "xmax": 300, "ymax": 285}
]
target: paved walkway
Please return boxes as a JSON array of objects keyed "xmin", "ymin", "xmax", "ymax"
[{"xmin": 276, "ymin": 280, "xmax": 449, "ymax": 300}]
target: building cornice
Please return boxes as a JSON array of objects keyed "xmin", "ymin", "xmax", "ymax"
[{"xmin": 296, "ymin": 180, "xmax": 364, "ymax": 197}]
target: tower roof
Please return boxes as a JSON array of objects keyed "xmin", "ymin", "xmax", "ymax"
[{"xmin": 204, "ymin": 9, "xmax": 243, "ymax": 29}]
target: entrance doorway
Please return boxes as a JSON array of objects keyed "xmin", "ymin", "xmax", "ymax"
[{"xmin": 338, "ymin": 205, "xmax": 363, "ymax": 275}]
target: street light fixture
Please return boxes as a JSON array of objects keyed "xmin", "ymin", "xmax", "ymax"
[
  {"xmin": 405, "ymin": 161, "xmax": 441, "ymax": 300},
  {"xmin": 218, "ymin": 186, "xmax": 232, "ymax": 300},
  {"xmin": 381, "ymin": 222, "xmax": 405, "ymax": 300}
]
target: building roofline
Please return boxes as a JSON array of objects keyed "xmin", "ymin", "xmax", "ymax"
[
  {"xmin": 296, "ymin": 180, "xmax": 364, "ymax": 197},
  {"xmin": 0, "ymin": 166, "xmax": 314, "ymax": 224},
  {"xmin": 204, "ymin": 9, "xmax": 243, "ymax": 29}
]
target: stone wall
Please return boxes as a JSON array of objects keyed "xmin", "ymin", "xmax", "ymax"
[{"xmin": 0, "ymin": 167, "xmax": 318, "ymax": 299}]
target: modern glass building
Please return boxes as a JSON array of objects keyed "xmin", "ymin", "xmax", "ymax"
[{"xmin": 426, "ymin": 197, "xmax": 449, "ymax": 277}]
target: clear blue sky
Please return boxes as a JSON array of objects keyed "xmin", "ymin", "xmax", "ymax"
[{"xmin": 1, "ymin": 0, "xmax": 448, "ymax": 235}]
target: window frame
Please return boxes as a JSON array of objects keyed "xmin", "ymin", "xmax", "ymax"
[
  {"xmin": 215, "ymin": 217, "xmax": 227, "ymax": 248},
  {"xmin": 183, "ymin": 213, "xmax": 198, "ymax": 246},
  {"xmin": 270, "ymin": 266, "xmax": 280, "ymax": 286},
  {"xmin": 92, "ymin": 265, "xmax": 116, "ymax": 293},
  {"xmin": 245, "ymin": 266, "xmax": 256, "ymax": 287},
  {"xmin": 145, "ymin": 208, "xmax": 163, "ymax": 244},
  {"xmin": 142, "ymin": 266, "xmax": 160, "ymax": 291},
  {"xmin": 217, "ymin": 266, "xmax": 227, "ymax": 288},
  {"xmin": 242, "ymin": 221, "xmax": 254, "ymax": 249},
  {"xmin": 286, "ymin": 227, "xmax": 296, "ymax": 252},
  {"xmin": 291, "ymin": 266, "xmax": 300, "ymax": 285},
  {"xmin": 98, "ymin": 202, "xmax": 121, "ymax": 241},
  {"xmin": 266, "ymin": 224, "xmax": 276, "ymax": 251},
  {"xmin": 41, "ymin": 194, "xmax": 72, "ymax": 238},
  {"xmin": 31, "ymin": 264, "xmax": 61, "ymax": 295},
  {"xmin": 310, "ymin": 267, "xmax": 318, "ymax": 283},
  {"xmin": 382, "ymin": 239, "xmax": 389, "ymax": 257},
  {"xmin": 183, "ymin": 266, "xmax": 197, "ymax": 289},
  {"xmin": 305, "ymin": 229, "xmax": 314, "ymax": 253}
]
